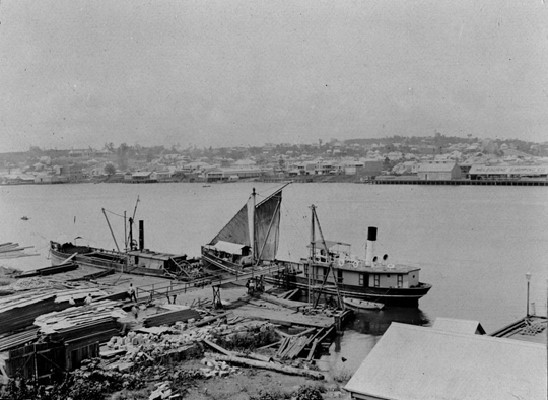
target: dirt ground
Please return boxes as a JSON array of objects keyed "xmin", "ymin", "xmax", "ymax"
[{"xmin": 112, "ymin": 359, "xmax": 351, "ymax": 400}]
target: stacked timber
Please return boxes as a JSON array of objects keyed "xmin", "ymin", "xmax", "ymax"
[
  {"xmin": 34, "ymin": 300, "xmax": 126, "ymax": 345},
  {"xmin": 0, "ymin": 328, "xmax": 39, "ymax": 352},
  {"xmin": 143, "ymin": 308, "xmax": 201, "ymax": 328},
  {"xmin": 0, "ymin": 242, "xmax": 38, "ymax": 259},
  {"xmin": 0, "ymin": 291, "xmax": 61, "ymax": 335},
  {"xmin": 15, "ymin": 262, "xmax": 79, "ymax": 278}
]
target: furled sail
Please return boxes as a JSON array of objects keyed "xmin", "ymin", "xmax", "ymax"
[
  {"xmin": 209, "ymin": 204, "xmax": 250, "ymax": 247},
  {"xmin": 254, "ymin": 189, "xmax": 282, "ymax": 261}
]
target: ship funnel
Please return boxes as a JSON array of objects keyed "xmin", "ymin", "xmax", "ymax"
[
  {"xmin": 365, "ymin": 226, "xmax": 378, "ymax": 266},
  {"xmin": 139, "ymin": 220, "xmax": 144, "ymax": 250}
]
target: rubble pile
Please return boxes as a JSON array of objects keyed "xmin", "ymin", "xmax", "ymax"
[{"xmin": 199, "ymin": 357, "xmax": 239, "ymax": 378}]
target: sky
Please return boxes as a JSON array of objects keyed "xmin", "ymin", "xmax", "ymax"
[{"xmin": 0, "ymin": 0, "xmax": 547, "ymax": 152}]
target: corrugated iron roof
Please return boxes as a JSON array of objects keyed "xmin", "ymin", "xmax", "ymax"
[{"xmin": 345, "ymin": 322, "xmax": 546, "ymax": 400}]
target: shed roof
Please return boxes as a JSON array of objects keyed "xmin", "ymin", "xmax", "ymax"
[
  {"xmin": 469, "ymin": 164, "xmax": 548, "ymax": 175},
  {"xmin": 432, "ymin": 317, "xmax": 486, "ymax": 335},
  {"xmin": 212, "ymin": 240, "xmax": 249, "ymax": 255},
  {"xmin": 344, "ymin": 322, "xmax": 546, "ymax": 400}
]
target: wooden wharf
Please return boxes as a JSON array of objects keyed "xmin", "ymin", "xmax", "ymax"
[{"xmin": 134, "ymin": 263, "xmax": 289, "ymax": 304}]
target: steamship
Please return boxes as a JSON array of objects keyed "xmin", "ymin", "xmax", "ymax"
[
  {"xmin": 266, "ymin": 207, "xmax": 432, "ymax": 307},
  {"xmin": 49, "ymin": 219, "xmax": 200, "ymax": 279}
]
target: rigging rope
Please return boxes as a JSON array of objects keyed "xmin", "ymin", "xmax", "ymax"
[{"xmin": 102, "ymin": 209, "xmax": 126, "ymax": 219}]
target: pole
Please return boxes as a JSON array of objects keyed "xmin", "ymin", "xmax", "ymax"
[
  {"xmin": 124, "ymin": 211, "xmax": 127, "ymax": 251},
  {"xmin": 309, "ymin": 205, "xmax": 316, "ymax": 306},
  {"xmin": 102, "ymin": 208, "xmax": 120, "ymax": 252},
  {"xmin": 526, "ymin": 272, "xmax": 531, "ymax": 317},
  {"xmin": 527, "ymin": 280, "xmax": 530, "ymax": 316},
  {"xmin": 251, "ymin": 188, "xmax": 256, "ymax": 281}
]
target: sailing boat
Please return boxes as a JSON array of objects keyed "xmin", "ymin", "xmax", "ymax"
[{"xmin": 201, "ymin": 185, "xmax": 287, "ymax": 273}]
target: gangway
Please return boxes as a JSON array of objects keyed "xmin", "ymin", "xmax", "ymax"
[{"xmin": 135, "ymin": 262, "xmax": 291, "ymax": 305}]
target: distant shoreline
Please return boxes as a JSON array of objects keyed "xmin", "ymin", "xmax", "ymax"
[{"xmin": 2, "ymin": 177, "xmax": 548, "ymax": 187}]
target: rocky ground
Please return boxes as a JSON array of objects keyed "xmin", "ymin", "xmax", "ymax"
[{"xmin": 111, "ymin": 361, "xmax": 350, "ymax": 400}]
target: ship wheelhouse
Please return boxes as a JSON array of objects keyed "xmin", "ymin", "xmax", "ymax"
[{"xmin": 305, "ymin": 240, "xmax": 421, "ymax": 290}]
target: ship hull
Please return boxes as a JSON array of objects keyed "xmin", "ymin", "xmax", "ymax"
[
  {"xmin": 264, "ymin": 273, "xmax": 431, "ymax": 307},
  {"xmin": 50, "ymin": 242, "xmax": 197, "ymax": 278}
]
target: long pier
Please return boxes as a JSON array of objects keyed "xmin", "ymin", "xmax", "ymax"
[{"xmin": 365, "ymin": 179, "xmax": 548, "ymax": 186}]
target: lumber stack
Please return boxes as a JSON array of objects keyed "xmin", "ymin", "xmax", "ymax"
[
  {"xmin": 34, "ymin": 300, "xmax": 126, "ymax": 345},
  {"xmin": 0, "ymin": 292, "xmax": 62, "ymax": 335},
  {"xmin": 143, "ymin": 308, "xmax": 201, "ymax": 328},
  {"xmin": 276, "ymin": 335, "xmax": 310, "ymax": 359},
  {"xmin": 0, "ymin": 328, "xmax": 39, "ymax": 352},
  {"xmin": 15, "ymin": 262, "xmax": 79, "ymax": 278},
  {"xmin": 0, "ymin": 242, "xmax": 37, "ymax": 259}
]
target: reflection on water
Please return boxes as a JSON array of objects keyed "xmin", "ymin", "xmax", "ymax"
[
  {"xmin": 349, "ymin": 307, "xmax": 431, "ymax": 336},
  {"xmin": 318, "ymin": 307, "xmax": 430, "ymax": 378}
]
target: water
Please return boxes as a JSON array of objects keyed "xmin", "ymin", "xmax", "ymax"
[{"xmin": 1, "ymin": 182, "xmax": 547, "ymax": 374}]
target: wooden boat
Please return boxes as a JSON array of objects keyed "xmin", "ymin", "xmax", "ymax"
[
  {"xmin": 343, "ymin": 296, "xmax": 384, "ymax": 311},
  {"xmin": 265, "ymin": 206, "xmax": 432, "ymax": 307},
  {"xmin": 201, "ymin": 184, "xmax": 292, "ymax": 275},
  {"xmin": 50, "ymin": 202, "xmax": 202, "ymax": 280}
]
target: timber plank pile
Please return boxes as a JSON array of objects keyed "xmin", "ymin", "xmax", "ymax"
[
  {"xmin": 143, "ymin": 308, "xmax": 201, "ymax": 328},
  {"xmin": 0, "ymin": 292, "xmax": 60, "ymax": 335},
  {"xmin": 15, "ymin": 262, "xmax": 79, "ymax": 278},
  {"xmin": 0, "ymin": 242, "xmax": 38, "ymax": 259},
  {"xmin": 0, "ymin": 328, "xmax": 39, "ymax": 352},
  {"xmin": 34, "ymin": 300, "xmax": 126, "ymax": 335}
]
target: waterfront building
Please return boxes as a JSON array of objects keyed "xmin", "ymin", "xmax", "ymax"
[
  {"xmin": 416, "ymin": 161, "xmax": 462, "ymax": 181},
  {"xmin": 204, "ymin": 167, "xmax": 270, "ymax": 182},
  {"xmin": 344, "ymin": 322, "xmax": 546, "ymax": 400},
  {"xmin": 468, "ymin": 164, "xmax": 548, "ymax": 181}
]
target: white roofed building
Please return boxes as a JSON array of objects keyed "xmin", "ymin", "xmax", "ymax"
[
  {"xmin": 344, "ymin": 322, "xmax": 546, "ymax": 400},
  {"xmin": 416, "ymin": 161, "xmax": 462, "ymax": 181}
]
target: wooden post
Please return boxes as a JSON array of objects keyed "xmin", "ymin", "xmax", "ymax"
[{"xmin": 212, "ymin": 285, "xmax": 223, "ymax": 309}]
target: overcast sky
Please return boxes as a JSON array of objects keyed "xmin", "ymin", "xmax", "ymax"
[{"xmin": 0, "ymin": 0, "xmax": 547, "ymax": 152}]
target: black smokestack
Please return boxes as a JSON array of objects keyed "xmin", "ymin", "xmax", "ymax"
[
  {"xmin": 367, "ymin": 226, "xmax": 377, "ymax": 241},
  {"xmin": 365, "ymin": 226, "xmax": 378, "ymax": 266}
]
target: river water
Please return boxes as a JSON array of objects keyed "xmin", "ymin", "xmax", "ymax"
[{"xmin": 1, "ymin": 182, "xmax": 546, "ymax": 374}]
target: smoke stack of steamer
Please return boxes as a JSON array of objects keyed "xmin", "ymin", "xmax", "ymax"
[{"xmin": 365, "ymin": 226, "xmax": 378, "ymax": 267}]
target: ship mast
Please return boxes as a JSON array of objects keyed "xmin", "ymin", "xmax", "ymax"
[
  {"xmin": 251, "ymin": 187, "xmax": 256, "ymax": 262},
  {"xmin": 311, "ymin": 205, "xmax": 343, "ymax": 310},
  {"xmin": 309, "ymin": 204, "xmax": 316, "ymax": 305}
]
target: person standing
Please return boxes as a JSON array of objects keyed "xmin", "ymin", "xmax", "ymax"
[
  {"xmin": 84, "ymin": 293, "xmax": 92, "ymax": 305},
  {"xmin": 128, "ymin": 283, "xmax": 138, "ymax": 302}
]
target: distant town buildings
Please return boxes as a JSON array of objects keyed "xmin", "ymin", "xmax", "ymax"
[{"xmin": 0, "ymin": 135, "xmax": 547, "ymax": 185}]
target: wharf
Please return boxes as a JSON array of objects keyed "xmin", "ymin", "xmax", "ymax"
[
  {"xmin": 365, "ymin": 178, "xmax": 548, "ymax": 186},
  {"xmin": 233, "ymin": 302, "xmax": 335, "ymax": 329},
  {"xmin": 489, "ymin": 315, "xmax": 547, "ymax": 344}
]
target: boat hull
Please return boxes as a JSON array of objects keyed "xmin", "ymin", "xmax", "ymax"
[
  {"xmin": 50, "ymin": 243, "xmax": 187, "ymax": 278},
  {"xmin": 343, "ymin": 297, "xmax": 384, "ymax": 311},
  {"xmin": 264, "ymin": 273, "xmax": 431, "ymax": 307}
]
